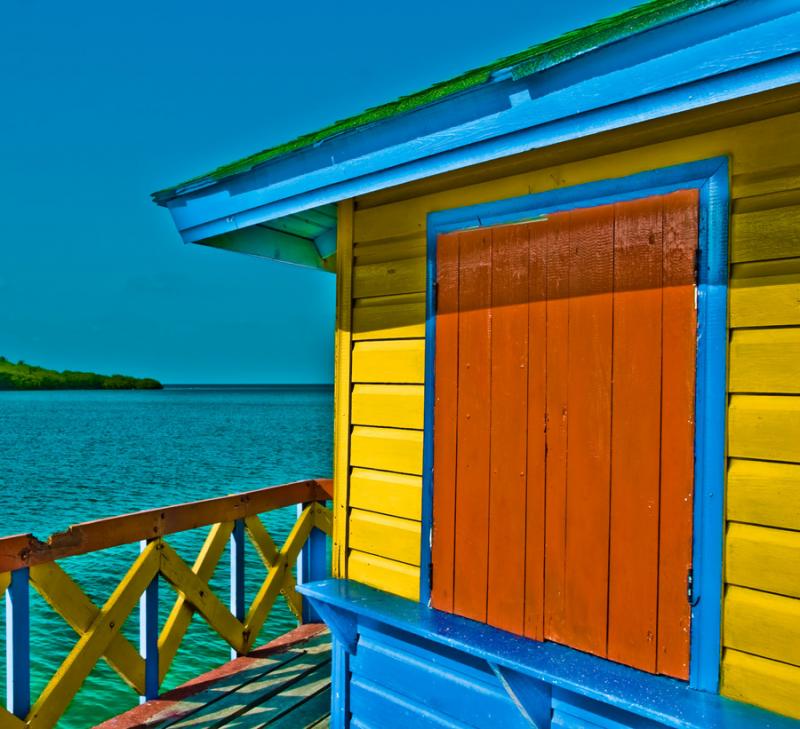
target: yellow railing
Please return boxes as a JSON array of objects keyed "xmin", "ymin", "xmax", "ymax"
[{"xmin": 0, "ymin": 478, "xmax": 332, "ymax": 729}]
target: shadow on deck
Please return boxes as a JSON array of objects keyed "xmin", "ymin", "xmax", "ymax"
[{"xmin": 98, "ymin": 625, "xmax": 331, "ymax": 729}]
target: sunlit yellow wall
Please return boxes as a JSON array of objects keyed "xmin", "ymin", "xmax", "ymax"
[{"xmin": 332, "ymin": 94, "xmax": 800, "ymax": 718}]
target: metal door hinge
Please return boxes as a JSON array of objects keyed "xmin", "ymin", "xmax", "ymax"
[{"xmin": 687, "ymin": 568, "xmax": 695, "ymax": 605}]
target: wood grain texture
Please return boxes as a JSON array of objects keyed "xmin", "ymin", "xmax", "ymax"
[
  {"xmin": 348, "ymin": 509, "xmax": 422, "ymax": 566},
  {"xmin": 607, "ymin": 196, "xmax": 663, "ymax": 674},
  {"xmin": 724, "ymin": 586, "xmax": 800, "ymax": 667},
  {"xmin": 524, "ymin": 217, "xmax": 549, "ymax": 641},
  {"xmin": 729, "ymin": 328, "xmax": 800, "ymax": 393},
  {"xmin": 349, "ymin": 468, "xmax": 422, "ymax": 521},
  {"xmin": 731, "ymin": 203, "xmax": 800, "ymax": 263},
  {"xmin": 353, "ymin": 257, "xmax": 426, "ymax": 299},
  {"xmin": 431, "ymin": 232, "xmax": 460, "ymax": 611},
  {"xmin": 561, "ymin": 204, "xmax": 614, "ymax": 658},
  {"xmin": 728, "ymin": 395, "xmax": 800, "ymax": 463},
  {"xmin": 543, "ymin": 214, "xmax": 571, "ymax": 644},
  {"xmin": 487, "ymin": 224, "xmax": 529, "ymax": 635},
  {"xmin": 351, "ymin": 340, "xmax": 425, "ymax": 383},
  {"xmin": 656, "ymin": 189, "xmax": 697, "ymax": 680},
  {"xmin": 727, "ymin": 459, "xmax": 800, "ymax": 531},
  {"xmin": 347, "ymin": 550, "xmax": 420, "ymax": 600},
  {"xmin": 352, "ymin": 293, "xmax": 426, "ymax": 340},
  {"xmin": 726, "ymin": 523, "xmax": 800, "ymax": 599},
  {"xmin": 351, "ymin": 384, "xmax": 424, "ymax": 429},
  {"xmin": 349, "ymin": 426, "xmax": 423, "ymax": 475},
  {"xmin": 453, "ymin": 229, "xmax": 493, "ymax": 622}
]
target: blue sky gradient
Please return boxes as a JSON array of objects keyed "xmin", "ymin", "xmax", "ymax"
[{"xmin": 0, "ymin": 0, "xmax": 638, "ymax": 383}]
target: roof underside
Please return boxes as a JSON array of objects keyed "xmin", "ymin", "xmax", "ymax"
[{"xmin": 153, "ymin": 0, "xmax": 731, "ymax": 203}]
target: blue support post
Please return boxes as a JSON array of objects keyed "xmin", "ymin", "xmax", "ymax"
[
  {"xmin": 6, "ymin": 567, "xmax": 30, "ymax": 719},
  {"xmin": 139, "ymin": 540, "xmax": 159, "ymax": 703},
  {"xmin": 297, "ymin": 503, "xmax": 327, "ymax": 623},
  {"xmin": 230, "ymin": 519, "xmax": 245, "ymax": 659}
]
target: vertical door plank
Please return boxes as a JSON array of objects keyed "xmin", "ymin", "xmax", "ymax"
[
  {"xmin": 487, "ymin": 224, "xmax": 530, "ymax": 634},
  {"xmin": 453, "ymin": 229, "xmax": 493, "ymax": 622},
  {"xmin": 524, "ymin": 219, "xmax": 549, "ymax": 640},
  {"xmin": 658, "ymin": 189, "xmax": 698, "ymax": 679},
  {"xmin": 432, "ymin": 232, "xmax": 460, "ymax": 611},
  {"xmin": 562, "ymin": 204, "xmax": 615, "ymax": 657},
  {"xmin": 543, "ymin": 213, "xmax": 571, "ymax": 643},
  {"xmin": 607, "ymin": 197, "xmax": 664, "ymax": 672}
]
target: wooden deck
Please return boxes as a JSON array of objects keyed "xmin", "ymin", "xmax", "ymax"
[{"xmin": 98, "ymin": 625, "xmax": 331, "ymax": 729}]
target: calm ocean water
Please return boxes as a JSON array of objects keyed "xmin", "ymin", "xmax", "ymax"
[{"xmin": 0, "ymin": 385, "xmax": 333, "ymax": 727}]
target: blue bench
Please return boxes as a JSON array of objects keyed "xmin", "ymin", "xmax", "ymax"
[{"xmin": 300, "ymin": 579, "xmax": 799, "ymax": 729}]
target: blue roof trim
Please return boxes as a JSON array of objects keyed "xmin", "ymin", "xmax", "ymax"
[{"xmin": 163, "ymin": 0, "xmax": 800, "ymax": 247}]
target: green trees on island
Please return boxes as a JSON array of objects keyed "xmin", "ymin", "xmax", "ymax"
[{"xmin": 0, "ymin": 357, "xmax": 162, "ymax": 390}]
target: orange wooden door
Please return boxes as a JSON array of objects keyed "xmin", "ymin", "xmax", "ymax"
[{"xmin": 431, "ymin": 190, "xmax": 698, "ymax": 679}]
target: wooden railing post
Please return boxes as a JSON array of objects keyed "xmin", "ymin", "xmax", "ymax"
[
  {"xmin": 5, "ymin": 567, "xmax": 30, "ymax": 719},
  {"xmin": 230, "ymin": 519, "xmax": 245, "ymax": 658},
  {"xmin": 297, "ymin": 503, "xmax": 327, "ymax": 623},
  {"xmin": 139, "ymin": 540, "xmax": 159, "ymax": 702}
]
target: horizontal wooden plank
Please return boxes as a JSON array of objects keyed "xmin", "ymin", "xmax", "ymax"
[
  {"xmin": 347, "ymin": 550, "xmax": 419, "ymax": 601},
  {"xmin": 727, "ymin": 459, "xmax": 800, "ymax": 531},
  {"xmin": 730, "ymin": 328, "xmax": 800, "ymax": 393},
  {"xmin": 731, "ymin": 203, "xmax": 800, "ymax": 263},
  {"xmin": 351, "ymin": 384, "xmax": 424, "ymax": 429},
  {"xmin": 0, "ymin": 479, "xmax": 332, "ymax": 572},
  {"xmin": 353, "ymin": 257, "xmax": 426, "ymax": 299},
  {"xmin": 724, "ymin": 586, "xmax": 800, "ymax": 668},
  {"xmin": 349, "ymin": 509, "xmax": 421, "ymax": 566},
  {"xmin": 353, "ymin": 293, "xmax": 426, "ymax": 341},
  {"xmin": 354, "ymin": 235, "xmax": 426, "ymax": 264},
  {"xmin": 732, "ymin": 166, "xmax": 800, "ymax": 199},
  {"xmin": 730, "ymin": 258, "xmax": 800, "ymax": 328},
  {"xmin": 728, "ymin": 395, "xmax": 800, "ymax": 463},
  {"xmin": 726, "ymin": 523, "xmax": 800, "ymax": 598},
  {"xmin": 350, "ymin": 426, "xmax": 423, "ymax": 475},
  {"xmin": 722, "ymin": 649, "xmax": 800, "ymax": 721},
  {"xmin": 350, "ymin": 468, "xmax": 422, "ymax": 521},
  {"xmin": 351, "ymin": 340, "xmax": 425, "ymax": 383}
]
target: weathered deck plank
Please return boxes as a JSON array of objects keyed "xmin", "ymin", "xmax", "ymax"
[{"xmin": 97, "ymin": 624, "xmax": 330, "ymax": 729}]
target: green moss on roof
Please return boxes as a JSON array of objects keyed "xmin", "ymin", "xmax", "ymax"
[{"xmin": 154, "ymin": 0, "xmax": 731, "ymax": 202}]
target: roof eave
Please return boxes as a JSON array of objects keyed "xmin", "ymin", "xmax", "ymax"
[{"xmin": 158, "ymin": 1, "xmax": 800, "ymax": 253}]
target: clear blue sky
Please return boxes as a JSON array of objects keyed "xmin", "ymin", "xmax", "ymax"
[{"xmin": 0, "ymin": 0, "xmax": 638, "ymax": 384}]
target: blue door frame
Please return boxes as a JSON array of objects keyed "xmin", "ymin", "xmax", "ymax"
[{"xmin": 421, "ymin": 157, "xmax": 730, "ymax": 693}]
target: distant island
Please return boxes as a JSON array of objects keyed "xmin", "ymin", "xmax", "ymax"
[{"xmin": 0, "ymin": 357, "xmax": 163, "ymax": 390}]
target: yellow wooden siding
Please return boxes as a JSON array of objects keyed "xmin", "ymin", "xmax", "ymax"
[
  {"xmin": 350, "ymin": 426, "xmax": 423, "ymax": 475},
  {"xmin": 351, "ymin": 340, "xmax": 425, "ymax": 383},
  {"xmin": 726, "ymin": 524, "xmax": 800, "ymax": 599},
  {"xmin": 730, "ymin": 259, "xmax": 800, "ymax": 328},
  {"xmin": 353, "ymin": 257, "xmax": 426, "ymax": 299},
  {"xmin": 352, "ymin": 293, "xmax": 426, "ymax": 340},
  {"xmin": 722, "ymin": 649, "xmax": 800, "ymax": 721},
  {"xmin": 349, "ymin": 509, "xmax": 421, "ymax": 566},
  {"xmin": 728, "ymin": 395, "xmax": 800, "ymax": 463},
  {"xmin": 348, "ymin": 550, "xmax": 420, "ymax": 601},
  {"xmin": 333, "ymin": 105, "xmax": 800, "ymax": 716},
  {"xmin": 351, "ymin": 384, "xmax": 425, "ymax": 429},
  {"xmin": 727, "ymin": 459, "xmax": 800, "ymax": 531},
  {"xmin": 731, "ymin": 203, "xmax": 800, "ymax": 263},
  {"xmin": 725, "ymin": 586, "xmax": 800, "ymax": 668},
  {"xmin": 729, "ymin": 329, "xmax": 800, "ymax": 393},
  {"xmin": 349, "ymin": 468, "xmax": 422, "ymax": 521}
]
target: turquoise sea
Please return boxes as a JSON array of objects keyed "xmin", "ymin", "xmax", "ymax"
[{"xmin": 0, "ymin": 385, "xmax": 333, "ymax": 728}]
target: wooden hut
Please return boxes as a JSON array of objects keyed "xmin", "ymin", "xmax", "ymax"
[{"xmin": 154, "ymin": 1, "xmax": 800, "ymax": 726}]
